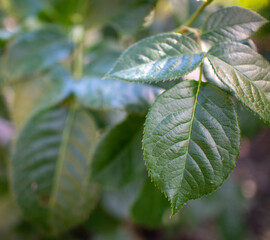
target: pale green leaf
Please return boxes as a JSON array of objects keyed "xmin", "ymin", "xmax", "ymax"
[
  {"xmin": 91, "ymin": 115, "xmax": 145, "ymax": 189},
  {"xmin": 74, "ymin": 77, "xmax": 163, "ymax": 114},
  {"xmin": 2, "ymin": 27, "xmax": 72, "ymax": 79},
  {"xmin": 11, "ymin": 106, "xmax": 98, "ymax": 234},
  {"xmin": 106, "ymin": 33, "xmax": 205, "ymax": 82},
  {"xmin": 143, "ymin": 80, "xmax": 240, "ymax": 214},
  {"xmin": 207, "ymin": 42, "xmax": 270, "ymax": 125},
  {"xmin": 202, "ymin": 6, "xmax": 267, "ymax": 43}
]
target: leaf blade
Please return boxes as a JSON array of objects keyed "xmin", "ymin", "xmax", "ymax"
[
  {"xmin": 106, "ymin": 33, "xmax": 205, "ymax": 82},
  {"xmin": 202, "ymin": 6, "xmax": 267, "ymax": 43},
  {"xmin": 11, "ymin": 106, "xmax": 98, "ymax": 234},
  {"xmin": 143, "ymin": 80, "xmax": 240, "ymax": 213},
  {"xmin": 207, "ymin": 42, "xmax": 270, "ymax": 125}
]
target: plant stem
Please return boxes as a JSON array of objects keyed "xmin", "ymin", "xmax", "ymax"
[
  {"xmin": 176, "ymin": 0, "xmax": 214, "ymax": 33},
  {"xmin": 72, "ymin": 25, "xmax": 85, "ymax": 80},
  {"xmin": 198, "ymin": 63, "xmax": 203, "ymax": 84}
]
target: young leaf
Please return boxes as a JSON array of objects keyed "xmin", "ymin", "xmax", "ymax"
[
  {"xmin": 74, "ymin": 77, "xmax": 163, "ymax": 114},
  {"xmin": 11, "ymin": 106, "xmax": 98, "ymax": 234},
  {"xmin": 207, "ymin": 42, "xmax": 270, "ymax": 125},
  {"xmin": 91, "ymin": 115, "xmax": 145, "ymax": 189},
  {"xmin": 106, "ymin": 33, "xmax": 205, "ymax": 82},
  {"xmin": 131, "ymin": 177, "xmax": 169, "ymax": 228},
  {"xmin": 143, "ymin": 80, "xmax": 240, "ymax": 214},
  {"xmin": 3, "ymin": 27, "xmax": 72, "ymax": 79},
  {"xmin": 201, "ymin": 6, "xmax": 267, "ymax": 43}
]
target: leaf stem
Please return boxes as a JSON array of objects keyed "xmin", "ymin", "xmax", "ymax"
[
  {"xmin": 72, "ymin": 25, "xmax": 85, "ymax": 80},
  {"xmin": 176, "ymin": 0, "xmax": 214, "ymax": 33},
  {"xmin": 198, "ymin": 63, "xmax": 203, "ymax": 84}
]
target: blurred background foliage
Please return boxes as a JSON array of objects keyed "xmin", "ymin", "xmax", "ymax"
[{"xmin": 0, "ymin": 0, "xmax": 269, "ymax": 239}]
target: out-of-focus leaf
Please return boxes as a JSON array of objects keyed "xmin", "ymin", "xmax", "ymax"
[
  {"xmin": 74, "ymin": 77, "xmax": 163, "ymax": 114},
  {"xmin": 101, "ymin": 178, "xmax": 144, "ymax": 220},
  {"xmin": 170, "ymin": 0, "xmax": 204, "ymax": 26},
  {"xmin": 91, "ymin": 115, "xmax": 145, "ymax": 189},
  {"xmin": 2, "ymin": 26, "xmax": 72, "ymax": 80},
  {"xmin": 144, "ymin": 80, "xmax": 240, "ymax": 214},
  {"xmin": 107, "ymin": 33, "xmax": 205, "ymax": 83},
  {"xmin": 131, "ymin": 178, "xmax": 169, "ymax": 228},
  {"xmin": 0, "ymin": 91, "xmax": 9, "ymax": 120},
  {"xmin": 11, "ymin": 66, "xmax": 73, "ymax": 129},
  {"xmin": 11, "ymin": 105, "xmax": 99, "ymax": 234}
]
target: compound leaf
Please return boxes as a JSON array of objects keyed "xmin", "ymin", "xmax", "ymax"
[
  {"xmin": 91, "ymin": 115, "xmax": 145, "ymax": 189},
  {"xmin": 207, "ymin": 42, "xmax": 270, "ymax": 125},
  {"xmin": 202, "ymin": 6, "xmax": 267, "ymax": 43},
  {"xmin": 143, "ymin": 80, "xmax": 240, "ymax": 214},
  {"xmin": 11, "ymin": 105, "xmax": 98, "ymax": 234},
  {"xmin": 106, "ymin": 33, "xmax": 205, "ymax": 82}
]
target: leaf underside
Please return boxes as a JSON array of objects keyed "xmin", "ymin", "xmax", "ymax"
[
  {"xmin": 107, "ymin": 33, "xmax": 205, "ymax": 82},
  {"xmin": 11, "ymin": 106, "xmax": 98, "ymax": 234},
  {"xmin": 143, "ymin": 80, "xmax": 240, "ymax": 214}
]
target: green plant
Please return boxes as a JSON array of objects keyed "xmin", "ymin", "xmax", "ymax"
[{"xmin": 0, "ymin": 0, "xmax": 269, "ymax": 237}]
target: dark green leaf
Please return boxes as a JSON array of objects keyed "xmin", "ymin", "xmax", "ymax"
[
  {"xmin": 3, "ymin": 27, "xmax": 72, "ymax": 79},
  {"xmin": 131, "ymin": 177, "xmax": 169, "ymax": 228},
  {"xmin": 74, "ymin": 77, "xmax": 163, "ymax": 114},
  {"xmin": 101, "ymin": 178, "xmax": 144, "ymax": 220},
  {"xmin": 11, "ymin": 105, "xmax": 98, "ymax": 234},
  {"xmin": 143, "ymin": 80, "xmax": 240, "ymax": 214},
  {"xmin": 106, "ymin": 33, "xmax": 205, "ymax": 82},
  {"xmin": 202, "ymin": 6, "xmax": 267, "ymax": 43},
  {"xmin": 207, "ymin": 42, "xmax": 270, "ymax": 125},
  {"xmin": 91, "ymin": 115, "xmax": 145, "ymax": 189}
]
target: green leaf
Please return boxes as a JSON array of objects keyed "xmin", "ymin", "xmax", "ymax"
[
  {"xmin": 91, "ymin": 115, "xmax": 145, "ymax": 189},
  {"xmin": 109, "ymin": 3, "xmax": 156, "ymax": 35},
  {"xmin": 106, "ymin": 33, "xmax": 205, "ymax": 83},
  {"xmin": 207, "ymin": 42, "xmax": 270, "ymax": 125},
  {"xmin": 202, "ymin": 6, "xmax": 267, "ymax": 43},
  {"xmin": 143, "ymin": 80, "xmax": 240, "ymax": 214},
  {"xmin": 2, "ymin": 27, "xmax": 72, "ymax": 79},
  {"xmin": 11, "ymin": 105, "xmax": 98, "ymax": 234},
  {"xmin": 170, "ymin": 0, "xmax": 207, "ymax": 27},
  {"xmin": 74, "ymin": 77, "xmax": 163, "ymax": 114},
  {"xmin": 131, "ymin": 177, "xmax": 169, "ymax": 228}
]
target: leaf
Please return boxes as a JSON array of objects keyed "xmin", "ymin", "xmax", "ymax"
[
  {"xmin": 109, "ymin": 3, "xmax": 156, "ymax": 35},
  {"xmin": 143, "ymin": 80, "xmax": 240, "ymax": 214},
  {"xmin": 10, "ymin": 66, "xmax": 73, "ymax": 129},
  {"xmin": 2, "ymin": 27, "xmax": 72, "ymax": 79},
  {"xmin": 74, "ymin": 77, "xmax": 163, "ymax": 114},
  {"xmin": 11, "ymin": 105, "xmax": 98, "ymax": 234},
  {"xmin": 91, "ymin": 115, "xmax": 145, "ymax": 189},
  {"xmin": 101, "ymin": 178, "xmax": 144, "ymax": 220},
  {"xmin": 131, "ymin": 177, "xmax": 169, "ymax": 228},
  {"xmin": 201, "ymin": 6, "xmax": 267, "ymax": 43},
  {"xmin": 170, "ymin": 0, "xmax": 208, "ymax": 27},
  {"xmin": 106, "ymin": 33, "xmax": 205, "ymax": 83},
  {"xmin": 207, "ymin": 42, "xmax": 270, "ymax": 125}
]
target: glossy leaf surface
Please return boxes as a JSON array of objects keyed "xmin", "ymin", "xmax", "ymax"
[
  {"xmin": 144, "ymin": 80, "xmax": 240, "ymax": 213},
  {"xmin": 202, "ymin": 6, "xmax": 267, "ymax": 43},
  {"xmin": 11, "ymin": 106, "xmax": 98, "ymax": 234},
  {"xmin": 107, "ymin": 33, "xmax": 205, "ymax": 82},
  {"xmin": 207, "ymin": 42, "xmax": 270, "ymax": 125}
]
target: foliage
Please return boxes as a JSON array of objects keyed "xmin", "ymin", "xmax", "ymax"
[{"xmin": 0, "ymin": 0, "xmax": 269, "ymax": 238}]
